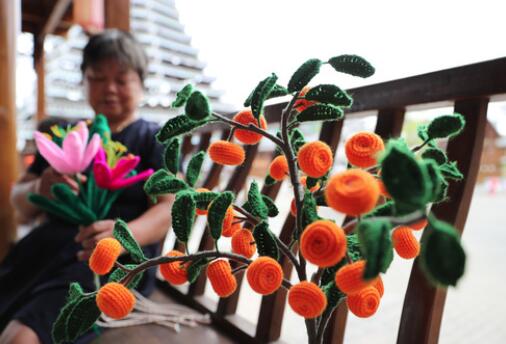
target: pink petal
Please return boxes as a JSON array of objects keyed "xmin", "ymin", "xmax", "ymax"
[
  {"xmin": 93, "ymin": 161, "xmax": 113, "ymax": 189},
  {"xmin": 34, "ymin": 132, "xmax": 74, "ymax": 174},
  {"xmin": 75, "ymin": 121, "xmax": 89, "ymax": 145},
  {"xmin": 94, "ymin": 147, "xmax": 107, "ymax": 164},
  {"xmin": 111, "ymin": 155, "xmax": 140, "ymax": 180},
  {"xmin": 62, "ymin": 131, "xmax": 84, "ymax": 173},
  {"xmin": 108, "ymin": 169, "xmax": 154, "ymax": 190},
  {"xmin": 80, "ymin": 133, "xmax": 101, "ymax": 171}
]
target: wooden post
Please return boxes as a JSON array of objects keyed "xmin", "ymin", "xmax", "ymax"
[
  {"xmin": 34, "ymin": 37, "xmax": 46, "ymax": 122},
  {"xmin": 104, "ymin": 0, "xmax": 130, "ymax": 31},
  {"xmin": 0, "ymin": 0, "xmax": 18, "ymax": 261}
]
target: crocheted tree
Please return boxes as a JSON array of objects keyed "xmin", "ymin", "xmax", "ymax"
[{"xmin": 52, "ymin": 55, "xmax": 467, "ymax": 344}]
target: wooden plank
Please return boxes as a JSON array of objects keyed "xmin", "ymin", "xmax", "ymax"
[
  {"xmin": 397, "ymin": 98, "xmax": 488, "ymax": 344},
  {"xmin": 34, "ymin": 37, "xmax": 46, "ymax": 122},
  {"xmin": 38, "ymin": 0, "xmax": 72, "ymax": 41},
  {"xmin": 374, "ymin": 108, "xmax": 405, "ymax": 139},
  {"xmin": 104, "ymin": 0, "xmax": 130, "ymax": 31},
  {"xmin": 0, "ymin": 0, "xmax": 18, "ymax": 261}
]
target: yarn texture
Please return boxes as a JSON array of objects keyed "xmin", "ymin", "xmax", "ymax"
[
  {"xmin": 300, "ymin": 220, "xmax": 347, "ymax": 268},
  {"xmin": 89, "ymin": 238, "xmax": 122, "ymax": 275},
  {"xmin": 345, "ymin": 131, "xmax": 384, "ymax": 168},
  {"xmin": 297, "ymin": 141, "xmax": 333, "ymax": 178},
  {"xmin": 335, "ymin": 260, "xmax": 377, "ymax": 295},
  {"xmin": 246, "ymin": 256, "xmax": 283, "ymax": 295},
  {"xmin": 288, "ymin": 281, "xmax": 327, "ymax": 319},
  {"xmin": 346, "ymin": 286, "xmax": 380, "ymax": 318},
  {"xmin": 159, "ymin": 250, "xmax": 189, "ymax": 285},
  {"xmin": 208, "ymin": 140, "xmax": 245, "ymax": 166},
  {"xmin": 233, "ymin": 109, "xmax": 267, "ymax": 145},
  {"xmin": 392, "ymin": 226, "xmax": 420, "ymax": 259},
  {"xmin": 206, "ymin": 259, "xmax": 237, "ymax": 297},
  {"xmin": 96, "ymin": 282, "xmax": 136, "ymax": 320},
  {"xmin": 231, "ymin": 229, "xmax": 257, "ymax": 259},
  {"xmin": 269, "ymin": 155, "xmax": 289, "ymax": 181}
]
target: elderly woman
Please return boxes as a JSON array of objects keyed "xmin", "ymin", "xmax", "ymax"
[{"xmin": 0, "ymin": 30, "xmax": 172, "ymax": 344}]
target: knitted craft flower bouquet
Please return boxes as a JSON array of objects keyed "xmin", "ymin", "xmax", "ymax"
[{"xmin": 52, "ymin": 55, "xmax": 466, "ymax": 344}]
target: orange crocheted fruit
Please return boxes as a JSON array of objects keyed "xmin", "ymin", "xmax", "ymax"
[
  {"xmin": 89, "ymin": 238, "xmax": 122, "ymax": 275},
  {"xmin": 231, "ymin": 229, "xmax": 256, "ymax": 259},
  {"xmin": 233, "ymin": 109, "xmax": 268, "ymax": 145},
  {"xmin": 325, "ymin": 169, "xmax": 380, "ymax": 216},
  {"xmin": 297, "ymin": 141, "xmax": 333, "ymax": 178},
  {"xmin": 290, "ymin": 198, "xmax": 297, "ymax": 216},
  {"xmin": 159, "ymin": 250, "xmax": 189, "ymax": 285},
  {"xmin": 300, "ymin": 176, "xmax": 320, "ymax": 192},
  {"xmin": 335, "ymin": 260, "xmax": 377, "ymax": 295},
  {"xmin": 208, "ymin": 140, "xmax": 245, "ymax": 166},
  {"xmin": 246, "ymin": 256, "xmax": 283, "ymax": 295},
  {"xmin": 294, "ymin": 86, "xmax": 316, "ymax": 112},
  {"xmin": 409, "ymin": 219, "xmax": 428, "ymax": 231},
  {"xmin": 346, "ymin": 286, "xmax": 381, "ymax": 318},
  {"xmin": 300, "ymin": 220, "xmax": 347, "ymax": 268},
  {"xmin": 288, "ymin": 281, "xmax": 327, "ymax": 319},
  {"xmin": 96, "ymin": 282, "xmax": 136, "ymax": 319},
  {"xmin": 221, "ymin": 207, "xmax": 239, "ymax": 237},
  {"xmin": 206, "ymin": 259, "xmax": 237, "ymax": 297},
  {"xmin": 269, "ymin": 155, "xmax": 289, "ymax": 181},
  {"xmin": 392, "ymin": 226, "xmax": 420, "ymax": 259},
  {"xmin": 195, "ymin": 187, "xmax": 210, "ymax": 215},
  {"xmin": 345, "ymin": 131, "xmax": 385, "ymax": 168},
  {"xmin": 373, "ymin": 276, "xmax": 384, "ymax": 298}
]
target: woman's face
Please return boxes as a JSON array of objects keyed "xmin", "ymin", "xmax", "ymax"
[{"xmin": 84, "ymin": 58, "xmax": 143, "ymax": 124}]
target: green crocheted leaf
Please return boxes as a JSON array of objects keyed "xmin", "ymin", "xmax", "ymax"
[
  {"xmin": 208, "ymin": 191, "xmax": 235, "ymax": 240},
  {"xmin": 186, "ymin": 151, "xmax": 205, "ymax": 187},
  {"xmin": 89, "ymin": 114, "xmax": 111, "ymax": 144},
  {"xmin": 297, "ymin": 104, "xmax": 344, "ymax": 123},
  {"xmin": 251, "ymin": 73, "xmax": 278, "ymax": 122},
  {"xmin": 328, "ymin": 54, "xmax": 375, "ymax": 78},
  {"xmin": 264, "ymin": 174, "xmax": 277, "ymax": 186},
  {"xmin": 109, "ymin": 265, "xmax": 144, "ymax": 289},
  {"xmin": 322, "ymin": 281, "xmax": 345, "ymax": 309},
  {"xmin": 156, "ymin": 115, "xmax": 210, "ymax": 143},
  {"xmin": 364, "ymin": 200, "xmax": 395, "ymax": 219},
  {"xmin": 113, "ymin": 219, "xmax": 146, "ymax": 263},
  {"xmin": 163, "ymin": 137, "xmax": 181, "ymax": 174},
  {"xmin": 347, "ymin": 233, "xmax": 363, "ymax": 262},
  {"xmin": 68, "ymin": 282, "xmax": 84, "ymax": 301},
  {"xmin": 427, "ymin": 113, "xmax": 465, "ymax": 140},
  {"xmin": 421, "ymin": 147, "xmax": 447, "ymax": 165},
  {"xmin": 357, "ymin": 219, "xmax": 394, "ymax": 279},
  {"xmin": 143, "ymin": 169, "xmax": 189, "ymax": 202},
  {"xmin": 420, "ymin": 216, "xmax": 466, "ymax": 286},
  {"xmin": 171, "ymin": 84, "xmax": 194, "ymax": 108},
  {"xmin": 248, "ymin": 181, "xmax": 268, "ymax": 220},
  {"xmin": 300, "ymin": 191, "xmax": 319, "ymax": 235},
  {"xmin": 28, "ymin": 193, "xmax": 82, "ymax": 224},
  {"xmin": 244, "ymin": 83, "xmax": 288, "ymax": 107},
  {"xmin": 289, "ymin": 128, "xmax": 306, "ymax": 153},
  {"xmin": 439, "ymin": 161, "xmax": 464, "ymax": 180},
  {"xmin": 261, "ymin": 195, "xmax": 279, "ymax": 217},
  {"xmin": 288, "ymin": 58, "xmax": 322, "ymax": 93},
  {"xmin": 423, "ymin": 160, "xmax": 446, "ymax": 203},
  {"xmin": 51, "ymin": 183, "xmax": 97, "ymax": 225},
  {"xmin": 380, "ymin": 140, "xmax": 431, "ymax": 212},
  {"xmin": 305, "ymin": 84, "xmax": 353, "ymax": 107},
  {"xmin": 417, "ymin": 124, "xmax": 430, "ymax": 142},
  {"xmin": 253, "ymin": 221, "xmax": 279, "ymax": 260},
  {"xmin": 172, "ymin": 191, "xmax": 197, "ymax": 243},
  {"xmin": 192, "ymin": 191, "xmax": 220, "ymax": 211},
  {"xmin": 65, "ymin": 293, "xmax": 101, "ymax": 342},
  {"xmin": 52, "ymin": 298, "xmax": 78, "ymax": 343},
  {"xmin": 185, "ymin": 90, "xmax": 212, "ymax": 121},
  {"xmin": 187, "ymin": 258, "xmax": 209, "ymax": 284}
]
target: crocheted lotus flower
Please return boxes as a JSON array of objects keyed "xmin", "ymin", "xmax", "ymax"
[
  {"xmin": 392, "ymin": 226, "xmax": 420, "ymax": 259},
  {"xmin": 345, "ymin": 131, "xmax": 384, "ymax": 168},
  {"xmin": 89, "ymin": 238, "xmax": 122, "ymax": 275},
  {"xmin": 206, "ymin": 259, "xmax": 237, "ymax": 297},
  {"xmin": 334, "ymin": 260, "xmax": 377, "ymax": 295},
  {"xmin": 160, "ymin": 250, "xmax": 189, "ymax": 285},
  {"xmin": 233, "ymin": 109, "xmax": 268, "ymax": 145},
  {"xmin": 293, "ymin": 86, "xmax": 316, "ymax": 112},
  {"xmin": 346, "ymin": 286, "xmax": 381, "ymax": 318},
  {"xmin": 93, "ymin": 148, "xmax": 154, "ymax": 190},
  {"xmin": 246, "ymin": 256, "xmax": 283, "ymax": 295},
  {"xmin": 34, "ymin": 121, "xmax": 101, "ymax": 174},
  {"xmin": 300, "ymin": 220, "xmax": 347, "ymax": 268},
  {"xmin": 96, "ymin": 282, "xmax": 136, "ymax": 319},
  {"xmin": 269, "ymin": 155, "xmax": 289, "ymax": 181},
  {"xmin": 288, "ymin": 281, "xmax": 327, "ymax": 319},
  {"xmin": 297, "ymin": 141, "xmax": 333, "ymax": 178},
  {"xmin": 208, "ymin": 140, "xmax": 245, "ymax": 166},
  {"xmin": 325, "ymin": 169, "xmax": 380, "ymax": 216},
  {"xmin": 231, "ymin": 229, "xmax": 256, "ymax": 259}
]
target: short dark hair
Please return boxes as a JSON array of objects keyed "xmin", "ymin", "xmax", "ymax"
[{"xmin": 81, "ymin": 29, "xmax": 148, "ymax": 82}]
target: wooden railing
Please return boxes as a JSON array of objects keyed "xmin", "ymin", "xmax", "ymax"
[{"xmin": 157, "ymin": 57, "xmax": 506, "ymax": 344}]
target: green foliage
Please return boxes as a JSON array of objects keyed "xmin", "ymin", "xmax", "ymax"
[
  {"xmin": 253, "ymin": 221, "xmax": 279, "ymax": 260},
  {"xmin": 51, "ymin": 183, "xmax": 97, "ymax": 225},
  {"xmin": 417, "ymin": 124, "xmax": 430, "ymax": 142},
  {"xmin": 185, "ymin": 90, "xmax": 212, "ymax": 121},
  {"xmin": 322, "ymin": 281, "xmax": 345, "ymax": 309},
  {"xmin": 89, "ymin": 114, "xmax": 111, "ymax": 144},
  {"xmin": 288, "ymin": 58, "xmax": 322, "ymax": 93},
  {"xmin": 439, "ymin": 161, "xmax": 464, "ymax": 180},
  {"xmin": 143, "ymin": 169, "xmax": 188, "ymax": 202},
  {"xmin": 192, "ymin": 190, "xmax": 220, "ymax": 211},
  {"xmin": 187, "ymin": 258, "xmax": 209, "ymax": 283},
  {"xmin": 364, "ymin": 200, "xmax": 395, "ymax": 219},
  {"xmin": 171, "ymin": 84, "xmax": 194, "ymax": 108},
  {"xmin": 109, "ymin": 265, "xmax": 143, "ymax": 289},
  {"xmin": 297, "ymin": 104, "xmax": 344, "ymax": 123},
  {"xmin": 248, "ymin": 181, "xmax": 268, "ymax": 220},
  {"xmin": 289, "ymin": 128, "xmax": 306, "ymax": 153},
  {"xmin": 305, "ymin": 84, "xmax": 353, "ymax": 107},
  {"xmin": 420, "ymin": 216, "xmax": 466, "ymax": 286},
  {"xmin": 208, "ymin": 191, "xmax": 235, "ymax": 240},
  {"xmin": 28, "ymin": 193, "xmax": 82, "ymax": 224},
  {"xmin": 171, "ymin": 191, "xmax": 197, "ymax": 243},
  {"xmin": 264, "ymin": 174, "xmax": 277, "ymax": 186},
  {"xmin": 186, "ymin": 151, "xmax": 206, "ymax": 187},
  {"xmin": 250, "ymin": 73, "xmax": 278, "ymax": 122},
  {"xmin": 328, "ymin": 54, "xmax": 375, "ymax": 78},
  {"xmin": 114, "ymin": 219, "xmax": 146, "ymax": 263},
  {"xmin": 300, "ymin": 191, "xmax": 320, "ymax": 232},
  {"xmin": 321, "ymin": 234, "xmax": 362, "ymax": 286},
  {"xmin": 261, "ymin": 195, "xmax": 279, "ymax": 217},
  {"xmin": 163, "ymin": 137, "xmax": 181, "ymax": 174},
  {"xmin": 423, "ymin": 160, "xmax": 447, "ymax": 203},
  {"xmin": 357, "ymin": 219, "xmax": 394, "ymax": 279},
  {"xmin": 244, "ymin": 83, "xmax": 289, "ymax": 107},
  {"xmin": 156, "ymin": 115, "xmax": 210, "ymax": 143},
  {"xmin": 427, "ymin": 113, "xmax": 465, "ymax": 139},
  {"xmin": 421, "ymin": 147, "xmax": 448, "ymax": 165}
]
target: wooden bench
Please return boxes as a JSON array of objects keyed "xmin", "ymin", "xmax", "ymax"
[{"xmin": 94, "ymin": 57, "xmax": 506, "ymax": 344}]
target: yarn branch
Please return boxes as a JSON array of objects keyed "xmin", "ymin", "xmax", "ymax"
[{"xmin": 342, "ymin": 210, "xmax": 427, "ymax": 235}]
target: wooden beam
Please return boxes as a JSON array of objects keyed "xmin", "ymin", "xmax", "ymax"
[
  {"xmin": 0, "ymin": 0, "xmax": 19, "ymax": 261},
  {"xmin": 38, "ymin": 0, "xmax": 72, "ymax": 42},
  {"xmin": 104, "ymin": 0, "xmax": 130, "ymax": 31},
  {"xmin": 34, "ymin": 37, "xmax": 46, "ymax": 122}
]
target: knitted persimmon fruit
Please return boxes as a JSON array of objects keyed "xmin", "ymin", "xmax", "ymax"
[
  {"xmin": 325, "ymin": 169, "xmax": 380, "ymax": 216},
  {"xmin": 246, "ymin": 256, "xmax": 283, "ymax": 295},
  {"xmin": 300, "ymin": 176, "xmax": 320, "ymax": 192},
  {"xmin": 335, "ymin": 260, "xmax": 377, "ymax": 295},
  {"xmin": 233, "ymin": 109, "xmax": 268, "ymax": 145},
  {"xmin": 300, "ymin": 220, "xmax": 347, "ymax": 267},
  {"xmin": 297, "ymin": 141, "xmax": 333, "ymax": 178},
  {"xmin": 206, "ymin": 259, "xmax": 237, "ymax": 297},
  {"xmin": 373, "ymin": 275, "xmax": 384, "ymax": 298},
  {"xmin": 89, "ymin": 238, "xmax": 122, "ymax": 275},
  {"xmin": 231, "ymin": 229, "xmax": 256, "ymax": 259},
  {"xmin": 159, "ymin": 250, "xmax": 188, "ymax": 285},
  {"xmin": 96, "ymin": 282, "xmax": 136, "ymax": 319},
  {"xmin": 409, "ymin": 219, "xmax": 428, "ymax": 231},
  {"xmin": 345, "ymin": 131, "xmax": 385, "ymax": 168},
  {"xmin": 288, "ymin": 281, "xmax": 327, "ymax": 319},
  {"xmin": 346, "ymin": 286, "xmax": 381, "ymax": 318},
  {"xmin": 294, "ymin": 86, "xmax": 316, "ymax": 112},
  {"xmin": 208, "ymin": 140, "xmax": 245, "ymax": 166},
  {"xmin": 221, "ymin": 207, "xmax": 238, "ymax": 237},
  {"xmin": 195, "ymin": 187, "xmax": 210, "ymax": 215},
  {"xmin": 269, "ymin": 155, "xmax": 289, "ymax": 181},
  {"xmin": 392, "ymin": 226, "xmax": 420, "ymax": 259},
  {"xmin": 290, "ymin": 198, "xmax": 297, "ymax": 216}
]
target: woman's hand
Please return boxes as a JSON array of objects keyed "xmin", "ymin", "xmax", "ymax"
[
  {"xmin": 75, "ymin": 219, "xmax": 116, "ymax": 261},
  {"xmin": 37, "ymin": 167, "xmax": 86, "ymax": 198}
]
